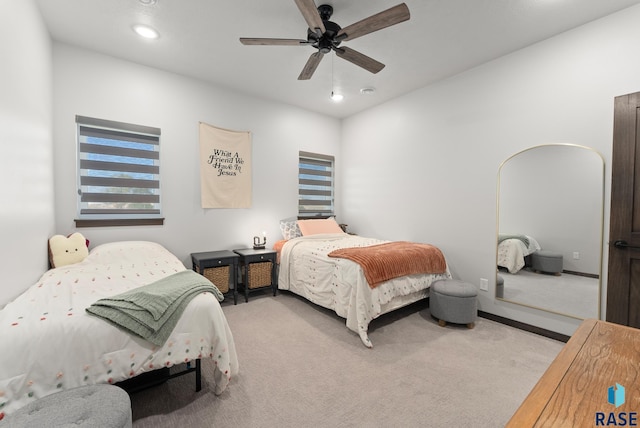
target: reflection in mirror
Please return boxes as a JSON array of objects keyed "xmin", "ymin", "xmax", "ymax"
[{"xmin": 496, "ymin": 144, "xmax": 604, "ymax": 320}]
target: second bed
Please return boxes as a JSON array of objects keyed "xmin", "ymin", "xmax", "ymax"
[{"xmin": 278, "ymin": 233, "xmax": 451, "ymax": 347}]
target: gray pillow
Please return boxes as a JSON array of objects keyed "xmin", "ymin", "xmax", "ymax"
[{"xmin": 279, "ymin": 217, "xmax": 302, "ymax": 240}]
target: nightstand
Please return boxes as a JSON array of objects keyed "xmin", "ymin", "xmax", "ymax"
[
  {"xmin": 191, "ymin": 250, "xmax": 239, "ymax": 305},
  {"xmin": 233, "ymin": 248, "xmax": 277, "ymax": 303}
]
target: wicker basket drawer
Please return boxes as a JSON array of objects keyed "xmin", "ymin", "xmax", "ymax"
[
  {"xmin": 247, "ymin": 261, "xmax": 273, "ymax": 289},
  {"xmin": 196, "ymin": 265, "xmax": 230, "ymax": 294}
]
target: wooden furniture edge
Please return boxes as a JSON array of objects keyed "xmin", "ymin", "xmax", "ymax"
[{"xmin": 505, "ymin": 318, "xmax": 598, "ymax": 427}]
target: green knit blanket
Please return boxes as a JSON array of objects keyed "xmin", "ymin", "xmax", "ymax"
[{"xmin": 86, "ymin": 270, "xmax": 224, "ymax": 346}]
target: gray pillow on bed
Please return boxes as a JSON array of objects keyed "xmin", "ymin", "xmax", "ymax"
[{"xmin": 280, "ymin": 217, "xmax": 302, "ymax": 240}]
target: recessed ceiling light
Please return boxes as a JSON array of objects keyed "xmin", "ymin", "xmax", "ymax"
[
  {"xmin": 133, "ymin": 24, "xmax": 159, "ymax": 39},
  {"xmin": 360, "ymin": 87, "xmax": 376, "ymax": 95},
  {"xmin": 138, "ymin": 0, "xmax": 157, "ymax": 5}
]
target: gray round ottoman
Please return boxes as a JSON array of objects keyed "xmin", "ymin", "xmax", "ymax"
[
  {"xmin": 430, "ymin": 279, "xmax": 478, "ymax": 328},
  {"xmin": 4, "ymin": 384, "xmax": 132, "ymax": 428},
  {"xmin": 531, "ymin": 250, "xmax": 563, "ymax": 275}
]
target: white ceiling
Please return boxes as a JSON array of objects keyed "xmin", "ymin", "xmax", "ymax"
[{"xmin": 35, "ymin": 0, "xmax": 640, "ymax": 119}]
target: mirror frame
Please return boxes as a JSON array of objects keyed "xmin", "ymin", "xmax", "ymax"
[{"xmin": 495, "ymin": 143, "xmax": 605, "ymax": 320}]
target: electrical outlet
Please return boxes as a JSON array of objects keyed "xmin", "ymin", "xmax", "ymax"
[
  {"xmin": 573, "ymin": 252, "xmax": 580, "ymax": 260},
  {"xmin": 480, "ymin": 278, "xmax": 489, "ymax": 291}
]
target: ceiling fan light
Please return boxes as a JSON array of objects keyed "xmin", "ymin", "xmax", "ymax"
[
  {"xmin": 331, "ymin": 91, "xmax": 344, "ymax": 102},
  {"xmin": 133, "ymin": 24, "xmax": 159, "ymax": 39}
]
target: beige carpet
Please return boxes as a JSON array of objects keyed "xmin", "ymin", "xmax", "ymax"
[{"xmin": 130, "ymin": 291, "xmax": 564, "ymax": 428}]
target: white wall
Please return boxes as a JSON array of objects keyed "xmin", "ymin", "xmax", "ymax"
[
  {"xmin": 0, "ymin": 0, "xmax": 54, "ymax": 307},
  {"xmin": 6, "ymin": 1, "xmax": 640, "ymax": 336},
  {"xmin": 340, "ymin": 4, "xmax": 640, "ymax": 336},
  {"xmin": 52, "ymin": 43, "xmax": 341, "ymax": 269}
]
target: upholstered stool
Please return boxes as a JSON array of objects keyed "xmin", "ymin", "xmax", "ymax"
[
  {"xmin": 531, "ymin": 250, "xmax": 563, "ymax": 275},
  {"xmin": 430, "ymin": 279, "xmax": 478, "ymax": 328},
  {"xmin": 4, "ymin": 384, "xmax": 132, "ymax": 428}
]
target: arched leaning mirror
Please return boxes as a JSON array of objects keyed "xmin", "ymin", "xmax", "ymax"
[{"xmin": 496, "ymin": 144, "xmax": 604, "ymax": 319}]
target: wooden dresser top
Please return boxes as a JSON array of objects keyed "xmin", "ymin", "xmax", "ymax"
[{"xmin": 507, "ymin": 318, "xmax": 640, "ymax": 427}]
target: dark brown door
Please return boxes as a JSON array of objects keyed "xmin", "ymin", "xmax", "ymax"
[{"xmin": 607, "ymin": 91, "xmax": 640, "ymax": 327}]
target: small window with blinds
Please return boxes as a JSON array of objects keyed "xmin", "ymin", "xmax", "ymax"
[
  {"xmin": 298, "ymin": 151, "xmax": 335, "ymax": 219},
  {"xmin": 75, "ymin": 115, "xmax": 163, "ymax": 227}
]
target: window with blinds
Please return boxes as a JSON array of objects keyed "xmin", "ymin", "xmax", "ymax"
[
  {"xmin": 298, "ymin": 151, "xmax": 335, "ymax": 219},
  {"xmin": 76, "ymin": 116, "xmax": 162, "ymax": 226}
]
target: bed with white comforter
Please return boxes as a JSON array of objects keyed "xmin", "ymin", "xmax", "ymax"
[
  {"xmin": 278, "ymin": 233, "xmax": 451, "ymax": 347},
  {"xmin": 0, "ymin": 241, "xmax": 238, "ymax": 417},
  {"xmin": 497, "ymin": 234, "xmax": 541, "ymax": 273}
]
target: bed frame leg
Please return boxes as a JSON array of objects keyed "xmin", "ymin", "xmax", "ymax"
[{"xmin": 195, "ymin": 358, "xmax": 202, "ymax": 391}]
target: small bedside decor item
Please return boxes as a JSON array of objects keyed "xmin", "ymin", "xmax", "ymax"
[{"xmin": 253, "ymin": 232, "xmax": 266, "ymax": 249}]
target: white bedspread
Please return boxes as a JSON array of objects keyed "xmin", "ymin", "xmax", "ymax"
[
  {"xmin": 497, "ymin": 235, "xmax": 541, "ymax": 273},
  {"xmin": 0, "ymin": 241, "xmax": 238, "ymax": 417},
  {"xmin": 278, "ymin": 233, "xmax": 451, "ymax": 347}
]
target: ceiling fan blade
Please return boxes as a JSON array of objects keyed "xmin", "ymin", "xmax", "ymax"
[
  {"xmin": 337, "ymin": 3, "xmax": 410, "ymax": 41},
  {"xmin": 298, "ymin": 51, "xmax": 324, "ymax": 80},
  {"xmin": 335, "ymin": 46, "xmax": 385, "ymax": 74},
  {"xmin": 240, "ymin": 38, "xmax": 309, "ymax": 46},
  {"xmin": 293, "ymin": 0, "xmax": 325, "ymax": 34}
]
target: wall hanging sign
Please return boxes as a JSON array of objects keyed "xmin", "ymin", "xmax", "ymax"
[{"xmin": 199, "ymin": 122, "xmax": 252, "ymax": 208}]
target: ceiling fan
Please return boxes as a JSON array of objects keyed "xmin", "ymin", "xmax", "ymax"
[{"xmin": 239, "ymin": 1, "xmax": 410, "ymax": 80}]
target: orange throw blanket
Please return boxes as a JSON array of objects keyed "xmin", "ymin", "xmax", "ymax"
[{"xmin": 328, "ymin": 241, "xmax": 447, "ymax": 288}]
